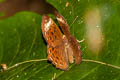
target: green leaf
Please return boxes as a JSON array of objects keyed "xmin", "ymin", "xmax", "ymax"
[{"xmin": 0, "ymin": 0, "xmax": 120, "ymax": 80}]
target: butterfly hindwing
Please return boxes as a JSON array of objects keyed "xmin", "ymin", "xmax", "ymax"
[
  {"xmin": 62, "ymin": 35, "xmax": 74, "ymax": 63},
  {"xmin": 55, "ymin": 12, "xmax": 82, "ymax": 64},
  {"xmin": 47, "ymin": 44, "xmax": 69, "ymax": 70}
]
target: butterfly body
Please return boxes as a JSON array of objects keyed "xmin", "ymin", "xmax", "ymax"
[{"xmin": 41, "ymin": 13, "xmax": 82, "ymax": 70}]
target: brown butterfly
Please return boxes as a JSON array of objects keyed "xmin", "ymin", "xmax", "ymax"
[{"xmin": 41, "ymin": 12, "xmax": 82, "ymax": 70}]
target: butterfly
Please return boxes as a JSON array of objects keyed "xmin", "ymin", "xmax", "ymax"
[{"xmin": 41, "ymin": 12, "xmax": 82, "ymax": 70}]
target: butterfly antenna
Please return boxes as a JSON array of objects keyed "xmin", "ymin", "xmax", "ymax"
[{"xmin": 70, "ymin": 16, "xmax": 78, "ymax": 28}]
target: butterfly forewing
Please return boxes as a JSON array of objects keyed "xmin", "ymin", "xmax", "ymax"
[
  {"xmin": 41, "ymin": 15, "xmax": 69, "ymax": 70},
  {"xmin": 41, "ymin": 15, "xmax": 63, "ymax": 47}
]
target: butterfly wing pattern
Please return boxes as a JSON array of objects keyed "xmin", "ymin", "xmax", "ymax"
[
  {"xmin": 41, "ymin": 13, "xmax": 82, "ymax": 70},
  {"xmin": 41, "ymin": 15, "xmax": 69, "ymax": 70}
]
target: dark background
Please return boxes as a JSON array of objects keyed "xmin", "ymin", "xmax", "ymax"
[{"xmin": 0, "ymin": 0, "xmax": 57, "ymax": 19}]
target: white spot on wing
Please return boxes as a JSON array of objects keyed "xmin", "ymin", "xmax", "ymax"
[
  {"xmin": 57, "ymin": 17, "xmax": 65, "ymax": 23},
  {"xmin": 59, "ymin": 64, "xmax": 63, "ymax": 66},
  {"xmin": 49, "ymin": 57, "xmax": 53, "ymax": 61},
  {"xmin": 44, "ymin": 19, "xmax": 52, "ymax": 31},
  {"xmin": 54, "ymin": 62, "xmax": 57, "ymax": 65},
  {"xmin": 48, "ymin": 50, "xmax": 51, "ymax": 54},
  {"xmin": 62, "ymin": 35, "xmax": 65, "ymax": 39}
]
